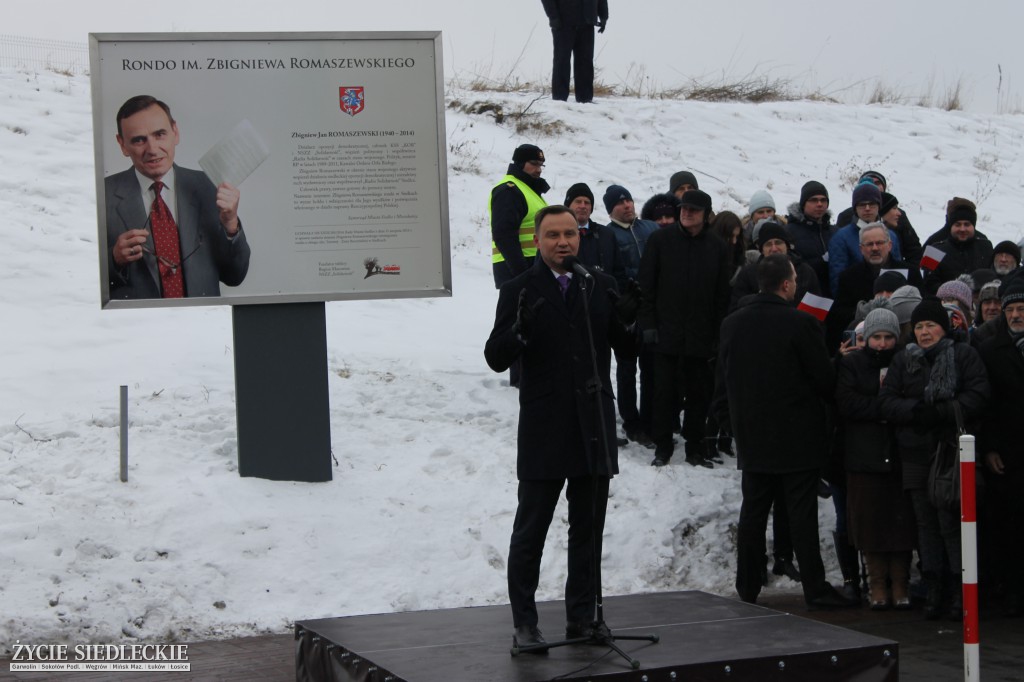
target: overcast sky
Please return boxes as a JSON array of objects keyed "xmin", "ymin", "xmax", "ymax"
[{"xmin": 7, "ymin": 0, "xmax": 1024, "ymax": 112}]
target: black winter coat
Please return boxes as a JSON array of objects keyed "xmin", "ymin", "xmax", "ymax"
[
  {"xmin": 977, "ymin": 328, "xmax": 1024, "ymax": 473},
  {"xmin": 541, "ymin": 0, "xmax": 608, "ymax": 26},
  {"xmin": 485, "ymin": 260, "xmax": 630, "ymax": 480},
  {"xmin": 713, "ymin": 294, "xmax": 836, "ymax": 473},
  {"xmin": 836, "ymin": 348, "xmax": 898, "ymax": 473},
  {"xmin": 785, "ymin": 202, "xmax": 837, "ymax": 296},
  {"xmin": 637, "ymin": 223, "xmax": 731, "ymax": 358},
  {"xmin": 577, "ymin": 221, "xmax": 617, "ymax": 274},
  {"xmin": 878, "ymin": 341, "xmax": 990, "ymax": 465},
  {"xmin": 729, "ymin": 252, "xmax": 821, "ymax": 313},
  {"xmin": 922, "ymin": 236, "xmax": 994, "ymax": 295}
]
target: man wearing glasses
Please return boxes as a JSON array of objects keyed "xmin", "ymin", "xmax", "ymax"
[
  {"xmin": 785, "ymin": 181, "xmax": 836, "ymax": 297},
  {"xmin": 489, "ymin": 144, "xmax": 551, "ymax": 289},
  {"xmin": 106, "ymin": 95, "xmax": 251, "ymax": 300}
]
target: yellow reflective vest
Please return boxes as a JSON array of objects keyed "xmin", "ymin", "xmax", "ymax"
[{"xmin": 488, "ymin": 175, "xmax": 546, "ymax": 264}]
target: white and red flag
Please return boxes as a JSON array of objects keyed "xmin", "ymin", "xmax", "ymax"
[
  {"xmin": 920, "ymin": 244, "xmax": 946, "ymax": 271},
  {"xmin": 797, "ymin": 292, "xmax": 833, "ymax": 321}
]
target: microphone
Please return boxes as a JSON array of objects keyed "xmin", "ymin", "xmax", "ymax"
[{"xmin": 562, "ymin": 255, "xmax": 593, "ymax": 282}]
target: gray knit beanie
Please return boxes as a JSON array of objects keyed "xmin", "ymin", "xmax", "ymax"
[
  {"xmin": 890, "ymin": 285, "xmax": 923, "ymax": 324},
  {"xmin": 748, "ymin": 190, "xmax": 775, "ymax": 215},
  {"xmin": 863, "ymin": 308, "xmax": 900, "ymax": 340}
]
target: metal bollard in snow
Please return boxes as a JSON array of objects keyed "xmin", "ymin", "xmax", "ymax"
[
  {"xmin": 119, "ymin": 385, "xmax": 128, "ymax": 483},
  {"xmin": 960, "ymin": 434, "xmax": 978, "ymax": 682}
]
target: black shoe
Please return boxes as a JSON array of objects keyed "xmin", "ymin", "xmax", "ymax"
[
  {"xmin": 512, "ymin": 625, "xmax": 547, "ymax": 654},
  {"xmin": 771, "ymin": 557, "xmax": 801, "ymax": 583},
  {"xmin": 626, "ymin": 429, "xmax": 655, "ymax": 449},
  {"xmin": 615, "ymin": 436, "xmax": 629, "ymax": 447},
  {"xmin": 703, "ymin": 439, "xmax": 724, "ymax": 464},
  {"xmin": 651, "ymin": 444, "xmax": 673, "ymax": 467},
  {"xmin": 565, "ymin": 620, "xmax": 611, "ymax": 641},
  {"xmin": 806, "ymin": 584, "xmax": 860, "ymax": 609},
  {"xmin": 685, "ymin": 455, "xmax": 714, "ymax": 469}
]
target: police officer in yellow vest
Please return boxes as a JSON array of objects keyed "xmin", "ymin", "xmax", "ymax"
[{"xmin": 490, "ymin": 144, "xmax": 551, "ymax": 288}]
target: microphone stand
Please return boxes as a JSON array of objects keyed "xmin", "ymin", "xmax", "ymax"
[{"xmin": 510, "ymin": 266, "xmax": 659, "ymax": 669}]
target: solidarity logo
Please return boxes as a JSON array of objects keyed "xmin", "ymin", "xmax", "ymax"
[{"xmin": 363, "ymin": 257, "xmax": 400, "ymax": 278}]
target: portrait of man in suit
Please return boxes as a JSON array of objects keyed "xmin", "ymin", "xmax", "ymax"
[{"xmin": 105, "ymin": 95, "xmax": 251, "ymax": 300}]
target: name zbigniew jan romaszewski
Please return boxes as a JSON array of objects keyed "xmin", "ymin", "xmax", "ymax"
[{"xmin": 10, "ymin": 643, "xmax": 190, "ymax": 672}]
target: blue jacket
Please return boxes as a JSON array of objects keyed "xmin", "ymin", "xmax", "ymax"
[
  {"xmin": 607, "ymin": 218, "xmax": 657, "ymax": 288},
  {"xmin": 827, "ymin": 222, "xmax": 903, "ymax": 296}
]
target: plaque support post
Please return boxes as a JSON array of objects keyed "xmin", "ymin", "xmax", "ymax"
[{"xmin": 232, "ymin": 302, "xmax": 332, "ymax": 482}]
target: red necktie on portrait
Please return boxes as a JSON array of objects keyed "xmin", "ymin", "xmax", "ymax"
[{"xmin": 149, "ymin": 181, "xmax": 185, "ymax": 298}]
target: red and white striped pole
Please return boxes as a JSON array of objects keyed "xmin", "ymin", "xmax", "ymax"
[{"xmin": 960, "ymin": 434, "xmax": 979, "ymax": 682}]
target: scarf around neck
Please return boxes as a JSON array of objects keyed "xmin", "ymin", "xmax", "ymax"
[{"xmin": 904, "ymin": 337, "xmax": 957, "ymax": 405}]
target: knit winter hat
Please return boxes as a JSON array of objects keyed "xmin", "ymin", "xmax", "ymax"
[
  {"xmin": 799, "ymin": 181, "xmax": 829, "ymax": 209},
  {"xmin": 852, "ymin": 181, "xmax": 882, "ymax": 208},
  {"xmin": 603, "ymin": 184, "xmax": 633, "ymax": 213},
  {"xmin": 512, "ymin": 144, "xmax": 544, "ymax": 167},
  {"xmin": 859, "ymin": 170, "xmax": 888, "ymax": 190},
  {"xmin": 864, "ymin": 308, "xmax": 900, "ymax": 340},
  {"xmin": 936, "ymin": 279, "xmax": 974, "ymax": 312},
  {"xmin": 890, "ymin": 285, "xmax": 923, "ymax": 324},
  {"xmin": 748, "ymin": 190, "xmax": 775, "ymax": 215},
  {"xmin": 993, "ymin": 240, "xmax": 1022, "ymax": 265},
  {"xmin": 564, "ymin": 182, "xmax": 594, "ymax": 207},
  {"xmin": 947, "ymin": 197, "xmax": 977, "ymax": 226},
  {"xmin": 911, "ymin": 297, "xmax": 952, "ymax": 334},
  {"xmin": 669, "ymin": 170, "xmax": 699, "ymax": 193},
  {"xmin": 880, "ymin": 192, "xmax": 899, "ymax": 217},
  {"xmin": 978, "ymin": 279, "xmax": 1001, "ymax": 303},
  {"xmin": 678, "ymin": 189, "xmax": 713, "ymax": 213},
  {"xmin": 970, "ymin": 268, "xmax": 997, "ymax": 292},
  {"xmin": 873, "ymin": 270, "xmax": 908, "ymax": 295},
  {"xmin": 755, "ymin": 221, "xmax": 791, "ymax": 249},
  {"xmin": 1001, "ymin": 275, "xmax": 1024, "ymax": 309}
]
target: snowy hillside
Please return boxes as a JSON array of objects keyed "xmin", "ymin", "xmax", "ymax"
[{"xmin": 1, "ymin": 67, "xmax": 1021, "ymax": 649}]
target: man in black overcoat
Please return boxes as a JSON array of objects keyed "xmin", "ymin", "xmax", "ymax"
[
  {"xmin": 712, "ymin": 255, "xmax": 857, "ymax": 609},
  {"xmin": 485, "ymin": 204, "xmax": 633, "ymax": 650},
  {"xmin": 976, "ymin": 274, "xmax": 1024, "ymax": 615}
]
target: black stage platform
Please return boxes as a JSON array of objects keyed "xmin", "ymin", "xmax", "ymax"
[{"xmin": 295, "ymin": 590, "xmax": 898, "ymax": 681}]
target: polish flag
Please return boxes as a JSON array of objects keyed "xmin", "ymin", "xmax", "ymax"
[
  {"xmin": 797, "ymin": 292, "xmax": 833, "ymax": 321},
  {"xmin": 920, "ymin": 245, "xmax": 946, "ymax": 271}
]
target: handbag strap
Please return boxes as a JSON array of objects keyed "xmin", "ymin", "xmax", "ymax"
[{"xmin": 952, "ymin": 400, "xmax": 965, "ymax": 435}]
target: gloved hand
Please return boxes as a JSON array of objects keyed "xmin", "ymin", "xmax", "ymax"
[
  {"xmin": 642, "ymin": 328, "xmax": 659, "ymax": 346},
  {"xmin": 549, "ymin": 18, "xmax": 562, "ymax": 30},
  {"xmin": 609, "ymin": 278, "xmax": 641, "ymax": 324},
  {"xmin": 597, "ymin": 19, "xmax": 607, "ymax": 33},
  {"xmin": 514, "ymin": 289, "xmax": 544, "ymax": 341}
]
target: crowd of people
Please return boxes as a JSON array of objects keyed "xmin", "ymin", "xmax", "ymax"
[{"xmin": 488, "ymin": 143, "xmax": 1024, "ymax": 644}]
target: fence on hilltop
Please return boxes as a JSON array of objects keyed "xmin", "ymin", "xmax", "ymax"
[{"xmin": 0, "ymin": 34, "xmax": 89, "ymax": 75}]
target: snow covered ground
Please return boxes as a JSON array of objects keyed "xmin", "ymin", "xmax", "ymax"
[{"xmin": 1, "ymin": 67, "xmax": 1022, "ymax": 651}]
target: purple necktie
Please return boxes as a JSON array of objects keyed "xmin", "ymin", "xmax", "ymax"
[{"xmin": 557, "ymin": 274, "xmax": 570, "ymax": 299}]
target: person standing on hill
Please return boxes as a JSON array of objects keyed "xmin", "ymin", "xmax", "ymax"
[{"xmin": 542, "ymin": 0, "xmax": 608, "ymax": 103}]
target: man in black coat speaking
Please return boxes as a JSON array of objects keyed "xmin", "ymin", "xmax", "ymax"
[
  {"xmin": 485, "ymin": 204, "xmax": 633, "ymax": 650},
  {"xmin": 712, "ymin": 254, "xmax": 857, "ymax": 609}
]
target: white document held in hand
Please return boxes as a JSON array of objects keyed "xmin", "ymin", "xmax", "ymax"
[{"xmin": 199, "ymin": 119, "xmax": 271, "ymax": 188}]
